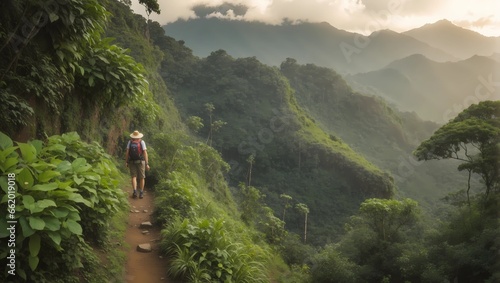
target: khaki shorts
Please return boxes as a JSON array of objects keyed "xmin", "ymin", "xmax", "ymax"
[{"xmin": 129, "ymin": 160, "xmax": 146, "ymax": 179}]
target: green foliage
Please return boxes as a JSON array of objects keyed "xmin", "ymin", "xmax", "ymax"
[
  {"xmin": 415, "ymin": 101, "xmax": 500, "ymax": 196},
  {"xmin": 186, "ymin": 116, "xmax": 204, "ymax": 133},
  {"xmin": 0, "ymin": 0, "xmax": 153, "ymax": 139},
  {"xmin": 161, "ymin": 217, "xmax": 267, "ymax": 283},
  {"xmin": 0, "ymin": 132, "xmax": 125, "ymax": 281},
  {"xmin": 278, "ymin": 264, "xmax": 312, "ymax": 283},
  {"xmin": 280, "ymin": 59, "xmax": 468, "ymax": 209},
  {"xmin": 153, "ymin": 172, "xmax": 195, "ymax": 225},
  {"xmin": 423, "ymin": 194, "xmax": 500, "ymax": 282},
  {"xmin": 78, "ymin": 40, "xmax": 150, "ymax": 109},
  {"xmin": 357, "ymin": 198, "xmax": 419, "ymax": 242},
  {"xmin": 166, "ymin": 49, "xmax": 394, "ymax": 245},
  {"xmin": 238, "ymin": 183, "xmax": 264, "ymax": 224},
  {"xmin": 331, "ymin": 198, "xmax": 424, "ymax": 282},
  {"xmin": 138, "ymin": 0, "xmax": 161, "ymax": 16},
  {"xmin": 310, "ymin": 244, "xmax": 361, "ymax": 283},
  {"xmin": 280, "ymin": 233, "xmax": 315, "ymax": 266}
]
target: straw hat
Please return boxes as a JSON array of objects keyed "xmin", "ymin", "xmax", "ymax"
[{"xmin": 130, "ymin": 130, "xmax": 144, "ymax": 139}]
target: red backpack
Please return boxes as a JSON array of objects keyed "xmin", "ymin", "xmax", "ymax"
[{"xmin": 129, "ymin": 139, "xmax": 143, "ymax": 161}]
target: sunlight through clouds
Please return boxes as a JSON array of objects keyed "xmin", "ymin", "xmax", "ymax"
[{"xmin": 131, "ymin": 0, "xmax": 500, "ymax": 36}]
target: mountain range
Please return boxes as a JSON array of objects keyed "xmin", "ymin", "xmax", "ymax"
[
  {"xmin": 347, "ymin": 54, "xmax": 500, "ymax": 122},
  {"xmin": 164, "ymin": 18, "xmax": 500, "ymax": 122}
]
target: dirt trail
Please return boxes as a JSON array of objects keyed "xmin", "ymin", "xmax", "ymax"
[{"xmin": 124, "ymin": 189, "xmax": 169, "ymax": 282}]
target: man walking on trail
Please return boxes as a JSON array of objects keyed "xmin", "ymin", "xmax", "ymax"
[{"xmin": 125, "ymin": 130, "xmax": 150, "ymax": 199}]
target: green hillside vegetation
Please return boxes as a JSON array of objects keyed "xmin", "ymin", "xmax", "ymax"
[
  {"xmin": 0, "ymin": 131, "xmax": 128, "ymax": 282},
  {"xmin": 0, "ymin": 0, "xmax": 287, "ymax": 281},
  {"xmin": 1, "ymin": 1, "xmax": 499, "ymax": 282},
  {"xmin": 161, "ymin": 48, "xmax": 395, "ymax": 244},
  {"xmin": 281, "ymin": 59, "xmax": 472, "ymax": 207}
]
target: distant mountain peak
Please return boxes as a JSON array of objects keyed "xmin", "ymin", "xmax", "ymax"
[
  {"xmin": 434, "ymin": 19, "xmax": 454, "ymax": 26},
  {"xmin": 403, "ymin": 19, "xmax": 500, "ymax": 59},
  {"xmin": 411, "ymin": 19, "xmax": 469, "ymax": 33}
]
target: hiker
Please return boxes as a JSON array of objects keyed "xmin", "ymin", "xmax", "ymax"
[{"xmin": 125, "ymin": 130, "xmax": 150, "ymax": 199}]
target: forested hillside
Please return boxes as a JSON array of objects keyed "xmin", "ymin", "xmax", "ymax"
[
  {"xmin": 159, "ymin": 48, "xmax": 394, "ymax": 243},
  {"xmin": 1, "ymin": 1, "xmax": 499, "ymax": 282},
  {"xmin": 280, "ymin": 59, "xmax": 472, "ymax": 205}
]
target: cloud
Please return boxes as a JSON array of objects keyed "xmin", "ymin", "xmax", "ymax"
[
  {"xmin": 192, "ymin": 2, "xmax": 248, "ymax": 18},
  {"xmin": 129, "ymin": 0, "xmax": 500, "ymax": 36}
]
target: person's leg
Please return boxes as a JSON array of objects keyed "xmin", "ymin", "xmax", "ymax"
[
  {"xmin": 130, "ymin": 164, "xmax": 139, "ymax": 198},
  {"xmin": 139, "ymin": 178, "xmax": 145, "ymax": 198},
  {"xmin": 138, "ymin": 161, "xmax": 146, "ymax": 198},
  {"xmin": 132, "ymin": 176, "xmax": 138, "ymax": 196}
]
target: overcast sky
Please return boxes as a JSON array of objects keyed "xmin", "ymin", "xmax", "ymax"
[{"xmin": 130, "ymin": 0, "xmax": 500, "ymax": 37}]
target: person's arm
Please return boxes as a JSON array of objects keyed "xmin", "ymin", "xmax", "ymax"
[{"xmin": 143, "ymin": 150, "xmax": 150, "ymax": 170}]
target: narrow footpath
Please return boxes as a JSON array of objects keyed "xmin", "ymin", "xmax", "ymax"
[{"xmin": 124, "ymin": 188, "xmax": 169, "ymax": 282}]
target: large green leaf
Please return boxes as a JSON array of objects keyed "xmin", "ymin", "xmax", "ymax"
[
  {"xmin": 29, "ymin": 140, "xmax": 43, "ymax": 155},
  {"xmin": 30, "ymin": 183, "xmax": 58, "ymax": 192},
  {"xmin": 0, "ymin": 132, "xmax": 13, "ymax": 150},
  {"xmin": 22, "ymin": 195, "xmax": 35, "ymax": 208},
  {"xmin": 1, "ymin": 157, "xmax": 18, "ymax": 172},
  {"xmin": 29, "ymin": 234, "xmax": 41, "ymax": 257},
  {"xmin": 50, "ymin": 207, "xmax": 70, "ymax": 218},
  {"xmin": 17, "ymin": 143, "xmax": 37, "ymax": 163},
  {"xmin": 46, "ymin": 231, "xmax": 62, "ymax": 247},
  {"xmin": 19, "ymin": 217, "xmax": 35, "ymax": 237},
  {"xmin": 44, "ymin": 143, "xmax": 66, "ymax": 154},
  {"xmin": 67, "ymin": 211, "xmax": 81, "ymax": 221},
  {"xmin": 28, "ymin": 255, "xmax": 39, "ymax": 271},
  {"xmin": 72, "ymin": 158, "xmax": 92, "ymax": 173},
  {"xmin": 42, "ymin": 216, "xmax": 61, "ymax": 231},
  {"xmin": 68, "ymin": 192, "xmax": 92, "ymax": 207},
  {"xmin": 73, "ymin": 175, "xmax": 85, "ymax": 185},
  {"xmin": 28, "ymin": 217, "xmax": 45, "ymax": 230},
  {"xmin": 32, "ymin": 199, "xmax": 57, "ymax": 213},
  {"xmin": 56, "ymin": 160, "xmax": 72, "ymax": 173},
  {"xmin": 37, "ymin": 170, "xmax": 61, "ymax": 183},
  {"xmin": 18, "ymin": 167, "xmax": 34, "ymax": 190},
  {"xmin": 66, "ymin": 219, "xmax": 82, "ymax": 235},
  {"xmin": 0, "ymin": 146, "xmax": 18, "ymax": 162}
]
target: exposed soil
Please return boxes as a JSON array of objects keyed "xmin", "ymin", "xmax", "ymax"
[{"xmin": 124, "ymin": 188, "xmax": 169, "ymax": 283}]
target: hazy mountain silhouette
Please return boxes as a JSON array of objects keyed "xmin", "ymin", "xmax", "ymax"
[
  {"xmin": 404, "ymin": 19, "xmax": 500, "ymax": 59},
  {"xmin": 163, "ymin": 18, "xmax": 455, "ymax": 74},
  {"xmin": 347, "ymin": 54, "xmax": 500, "ymax": 123}
]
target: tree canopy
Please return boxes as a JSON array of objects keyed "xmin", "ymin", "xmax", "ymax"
[{"xmin": 414, "ymin": 101, "xmax": 500, "ymax": 197}]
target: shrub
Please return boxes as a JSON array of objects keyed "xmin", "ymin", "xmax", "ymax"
[
  {"xmin": 161, "ymin": 217, "xmax": 267, "ymax": 283},
  {"xmin": 0, "ymin": 132, "xmax": 126, "ymax": 281}
]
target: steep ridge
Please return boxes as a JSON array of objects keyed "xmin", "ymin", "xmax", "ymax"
[
  {"xmin": 281, "ymin": 60, "xmax": 470, "ymax": 205},
  {"xmin": 165, "ymin": 51, "xmax": 394, "ymax": 244}
]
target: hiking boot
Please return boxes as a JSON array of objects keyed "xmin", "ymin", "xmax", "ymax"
[
  {"xmin": 139, "ymin": 191, "xmax": 144, "ymax": 199},
  {"xmin": 132, "ymin": 191, "xmax": 137, "ymax": 198}
]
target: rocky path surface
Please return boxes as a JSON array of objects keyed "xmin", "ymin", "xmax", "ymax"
[{"xmin": 124, "ymin": 189, "xmax": 169, "ymax": 283}]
